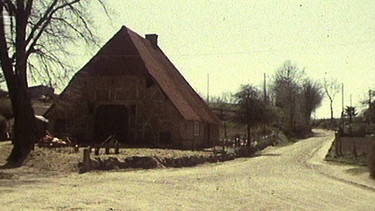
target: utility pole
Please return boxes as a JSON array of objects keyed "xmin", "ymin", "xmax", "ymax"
[
  {"xmin": 206, "ymin": 73, "xmax": 210, "ymax": 103},
  {"xmin": 369, "ymin": 90, "xmax": 373, "ymax": 124},
  {"xmin": 341, "ymin": 83, "xmax": 344, "ymax": 117},
  {"xmin": 369, "ymin": 90, "xmax": 372, "ymax": 109},
  {"xmin": 263, "ymin": 73, "xmax": 267, "ymax": 103}
]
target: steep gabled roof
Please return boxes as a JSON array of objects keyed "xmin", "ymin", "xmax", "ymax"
[
  {"xmin": 123, "ymin": 26, "xmax": 220, "ymax": 124},
  {"xmin": 47, "ymin": 26, "xmax": 221, "ymax": 125}
]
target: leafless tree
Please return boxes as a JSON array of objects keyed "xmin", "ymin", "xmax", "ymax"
[
  {"xmin": 272, "ymin": 61, "xmax": 323, "ymax": 137},
  {"xmin": 0, "ymin": 0, "xmax": 108, "ymax": 165},
  {"xmin": 273, "ymin": 61, "xmax": 303, "ymax": 134},
  {"xmin": 301, "ymin": 80, "xmax": 324, "ymax": 131},
  {"xmin": 323, "ymin": 78, "xmax": 341, "ymax": 126}
]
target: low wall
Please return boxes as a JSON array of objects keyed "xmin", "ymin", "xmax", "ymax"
[
  {"xmin": 78, "ymin": 134, "xmax": 280, "ymax": 173},
  {"xmin": 79, "ymin": 152, "xmax": 237, "ymax": 173},
  {"xmin": 338, "ymin": 136, "xmax": 375, "ymax": 156},
  {"xmin": 329, "ymin": 135, "xmax": 375, "ymax": 157},
  {"xmin": 326, "ymin": 133, "xmax": 375, "ymax": 166}
]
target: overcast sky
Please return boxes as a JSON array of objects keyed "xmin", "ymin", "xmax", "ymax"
[{"xmin": 88, "ymin": 0, "xmax": 375, "ymax": 119}]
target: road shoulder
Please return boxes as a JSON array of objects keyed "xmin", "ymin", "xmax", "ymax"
[{"xmin": 307, "ymin": 132, "xmax": 375, "ymax": 191}]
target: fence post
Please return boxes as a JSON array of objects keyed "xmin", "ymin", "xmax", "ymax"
[
  {"xmin": 74, "ymin": 145, "xmax": 79, "ymax": 153},
  {"xmin": 334, "ymin": 131, "xmax": 343, "ymax": 157},
  {"xmin": 82, "ymin": 147, "xmax": 91, "ymax": 173},
  {"xmin": 222, "ymin": 138, "xmax": 226, "ymax": 152},
  {"xmin": 95, "ymin": 147, "xmax": 100, "ymax": 155},
  {"xmin": 115, "ymin": 142, "xmax": 119, "ymax": 154},
  {"xmin": 353, "ymin": 142, "xmax": 358, "ymax": 159}
]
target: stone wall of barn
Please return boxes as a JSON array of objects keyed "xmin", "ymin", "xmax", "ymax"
[
  {"xmin": 178, "ymin": 120, "xmax": 220, "ymax": 149},
  {"xmin": 47, "ymin": 73, "xmax": 216, "ymax": 148},
  {"xmin": 47, "ymin": 71, "xmax": 93, "ymax": 141}
]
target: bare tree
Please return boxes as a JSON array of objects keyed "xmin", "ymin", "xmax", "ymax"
[
  {"xmin": 272, "ymin": 61, "xmax": 323, "ymax": 137},
  {"xmin": 301, "ymin": 80, "xmax": 324, "ymax": 131},
  {"xmin": 0, "ymin": 0, "xmax": 107, "ymax": 165},
  {"xmin": 323, "ymin": 78, "xmax": 341, "ymax": 126},
  {"xmin": 344, "ymin": 106, "xmax": 358, "ymax": 135},
  {"xmin": 273, "ymin": 61, "xmax": 303, "ymax": 135},
  {"xmin": 360, "ymin": 89, "xmax": 375, "ymax": 124}
]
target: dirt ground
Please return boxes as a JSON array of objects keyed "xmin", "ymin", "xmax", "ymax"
[
  {"xmin": 1, "ymin": 130, "xmax": 375, "ymax": 210},
  {"xmin": 0, "ymin": 142, "xmax": 212, "ymax": 175}
]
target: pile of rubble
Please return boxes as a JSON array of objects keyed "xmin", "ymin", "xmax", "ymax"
[
  {"xmin": 79, "ymin": 152, "xmax": 237, "ymax": 173},
  {"xmin": 38, "ymin": 134, "xmax": 71, "ymax": 148}
]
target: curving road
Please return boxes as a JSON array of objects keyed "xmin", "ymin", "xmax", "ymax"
[{"xmin": 1, "ymin": 130, "xmax": 375, "ymax": 210}]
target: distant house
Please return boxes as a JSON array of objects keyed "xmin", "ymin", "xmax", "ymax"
[
  {"xmin": 44, "ymin": 26, "xmax": 221, "ymax": 149},
  {"xmin": 0, "ymin": 86, "xmax": 53, "ymax": 140},
  {"xmin": 28, "ymin": 85, "xmax": 55, "ymax": 140},
  {"xmin": 28, "ymin": 85, "xmax": 54, "ymax": 100}
]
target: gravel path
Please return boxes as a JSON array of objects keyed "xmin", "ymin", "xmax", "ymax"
[{"xmin": 1, "ymin": 130, "xmax": 374, "ymax": 210}]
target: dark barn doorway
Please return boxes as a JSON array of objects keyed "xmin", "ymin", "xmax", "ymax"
[{"xmin": 95, "ymin": 105, "xmax": 128, "ymax": 144}]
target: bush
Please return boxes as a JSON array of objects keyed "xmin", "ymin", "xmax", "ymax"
[
  {"xmin": 0, "ymin": 115, "xmax": 8, "ymax": 141},
  {"xmin": 0, "ymin": 98, "xmax": 12, "ymax": 120},
  {"xmin": 368, "ymin": 142, "xmax": 375, "ymax": 179}
]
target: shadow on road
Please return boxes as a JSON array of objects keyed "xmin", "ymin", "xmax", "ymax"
[
  {"xmin": 255, "ymin": 153, "xmax": 281, "ymax": 157},
  {"xmin": 345, "ymin": 167, "xmax": 369, "ymax": 176}
]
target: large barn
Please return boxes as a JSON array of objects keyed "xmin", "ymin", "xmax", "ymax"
[{"xmin": 44, "ymin": 26, "xmax": 221, "ymax": 149}]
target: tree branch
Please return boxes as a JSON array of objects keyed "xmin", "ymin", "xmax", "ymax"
[
  {"xmin": 25, "ymin": 0, "xmax": 33, "ymax": 16},
  {"xmin": 0, "ymin": 3, "xmax": 15, "ymax": 85},
  {"xmin": 67, "ymin": 3, "xmax": 94, "ymax": 38},
  {"xmin": 26, "ymin": 0, "xmax": 81, "ymax": 57},
  {"xmin": 2, "ymin": 0, "xmax": 16, "ymax": 16},
  {"xmin": 25, "ymin": 0, "xmax": 58, "ymax": 56}
]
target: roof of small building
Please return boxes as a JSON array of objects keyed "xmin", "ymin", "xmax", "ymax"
[{"xmin": 46, "ymin": 26, "xmax": 220, "ymax": 125}]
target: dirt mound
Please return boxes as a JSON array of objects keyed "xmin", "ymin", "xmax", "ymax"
[{"xmin": 0, "ymin": 142, "xmax": 213, "ymax": 174}]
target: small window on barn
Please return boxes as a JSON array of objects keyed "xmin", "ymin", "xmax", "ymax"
[
  {"xmin": 96, "ymin": 90, "xmax": 109, "ymax": 101},
  {"xmin": 129, "ymin": 104, "xmax": 136, "ymax": 126},
  {"xmin": 194, "ymin": 121, "xmax": 200, "ymax": 136}
]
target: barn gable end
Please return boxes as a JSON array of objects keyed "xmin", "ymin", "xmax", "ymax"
[{"xmin": 45, "ymin": 26, "xmax": 220, "ymax": 149}]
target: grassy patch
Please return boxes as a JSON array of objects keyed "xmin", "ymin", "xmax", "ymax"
[{"xmin": 0, "ymin": 172, "xmax": 14, "ymax": 179}]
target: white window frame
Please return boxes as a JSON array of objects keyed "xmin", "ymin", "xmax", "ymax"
[{"xmin": 194, "ymin": 121, "xmax": 200, "ymax": 136}]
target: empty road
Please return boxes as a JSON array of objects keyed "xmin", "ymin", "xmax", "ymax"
[{"xmin": 1, "ymin": 130, "xmax": 374, "ymax": 210}]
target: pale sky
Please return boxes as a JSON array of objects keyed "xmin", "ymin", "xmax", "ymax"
[{"xmin": 87, "ymin": 0, "xmax": 375, "ymax": 119}]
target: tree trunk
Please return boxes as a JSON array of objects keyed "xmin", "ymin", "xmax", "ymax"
[
  {"xmin": 4, "ymin": 2, "xmax": 37, "ymax": 166},
  {"xmin": 329, "ymin": 101, "xmax": 334, "ymax": 127},
  {"xmin": 6, "ymin": 77, "xmax": 36, "ymax": 166},
  {"xmin": 246, "ymin": 121, "xmax": 251, "ymax": 146}
]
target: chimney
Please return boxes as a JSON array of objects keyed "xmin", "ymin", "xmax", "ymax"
[{"xmin": 145, "ymin": 34, "xmax": 158, "ymax": 48}]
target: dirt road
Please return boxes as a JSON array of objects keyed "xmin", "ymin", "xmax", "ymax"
[{"xmin": 1, "ymin": 130, "xmax": 374, "ymax": 210}]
